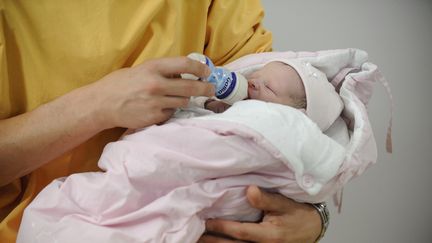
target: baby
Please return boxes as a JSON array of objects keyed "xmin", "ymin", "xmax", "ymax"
[
  {"xmin": 18, "ymin": 57, "xmax": 345, "ymax": 243},
  {"xmin": 200, "ymin": 58, "xmax": 343, "ymax": 131},
  {"xmin": 205, "ymin": 61, "xmax": 307, "ymax": 113}
]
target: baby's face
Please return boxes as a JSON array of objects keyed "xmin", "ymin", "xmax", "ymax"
[{"xmin": 246, "ymin": 62, "xmax": 306, "ymax": 107}]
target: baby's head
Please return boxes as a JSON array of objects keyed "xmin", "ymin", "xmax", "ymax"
[
  {"xmin": 247, "ymin": 59, "xmax": 344, "ymax": 131},
  {"xmin": 247, "ymin": 61, "xmax": 307, "ymax": 109}
]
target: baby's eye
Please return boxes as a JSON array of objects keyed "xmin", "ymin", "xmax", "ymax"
[{"xmin": 264, "ymin": 83, "xmax": 276, "ymax": 95}]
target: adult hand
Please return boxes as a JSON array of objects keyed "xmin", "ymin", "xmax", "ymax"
[
  {"xmin": 0, "ymin": 56, "xmax": 214, "ymax": 185},
  {"xmin": 90, "ymin": 56, "xmax": 214, "ymax": 129},
  {"xmin": 199, "ymin": 186, "xmax": 322, "ymax": 243}
]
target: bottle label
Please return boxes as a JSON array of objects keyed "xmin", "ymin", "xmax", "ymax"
[
  {"xmin": 203, "ymin": 56, "xmax": 237, "ymax": 99},
  {"xmin": 215, "ymin": 72, "xmax": 237, "ymax": 99}
]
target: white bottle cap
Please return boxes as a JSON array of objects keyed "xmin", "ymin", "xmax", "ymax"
[
  {"xmin": 181, "ymin": 53, "xmax": 207, "ymax": 80},
  {"xmin": 220, "ymin": 72, "xmax": 248, "ymax": 105}
]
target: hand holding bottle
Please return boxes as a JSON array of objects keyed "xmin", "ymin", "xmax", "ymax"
[{"xmin": 182, "ymin": 53, "xmax": 248, "ymax": 105}]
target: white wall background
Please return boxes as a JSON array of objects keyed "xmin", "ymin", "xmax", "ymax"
[{"xmin": 261, "ymin": 1, "xmax": 432, "ymax": 242}]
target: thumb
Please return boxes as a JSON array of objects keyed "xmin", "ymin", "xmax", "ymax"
[{"xmin": 246, "ymin": 185, "xmax": 295, "ymax": 213}]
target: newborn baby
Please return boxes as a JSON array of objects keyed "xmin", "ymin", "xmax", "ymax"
[{"xmin": 204, "ymin": 59, "xmax": 343, "ymax": 131}]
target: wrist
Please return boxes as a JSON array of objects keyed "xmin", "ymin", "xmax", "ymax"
[
  {"xmin": 64, "ymin": 82, "xmax": 112, "ymax": 132},
  {"xmin": 310, "ymin": 202, "xmax": 330, "ymax": 242}
]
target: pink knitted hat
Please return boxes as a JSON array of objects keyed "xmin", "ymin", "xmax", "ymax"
[{"xmin": 274, "ymin": 59, "xmax": 344, "ymax": 131}]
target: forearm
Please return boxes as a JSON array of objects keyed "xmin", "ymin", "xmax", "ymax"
[
  {"xmin": 0, "ymin": 83, "xmax": 105, "ymax": 186},
  {"xmin": 0, "ymin": 57, "xmax": 214, "ymax": 186}
]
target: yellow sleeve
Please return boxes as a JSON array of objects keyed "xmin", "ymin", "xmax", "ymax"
[{"xmin": 204, "ymin": 0, "xmax": 273, "ymax": 65}]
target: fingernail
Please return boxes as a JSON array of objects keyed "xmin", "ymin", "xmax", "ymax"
[{"xmin": 205, "ymin": 66, "xmax": 211, "ymax": 76}]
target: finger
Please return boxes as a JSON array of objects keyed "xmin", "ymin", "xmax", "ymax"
[
  {"xmin": 198, "ymin": 234, "xmax": 245, "ymax": 243},
  {"xmin": 161, "ymin": 108, "xmax": 176, "ymax": 117},
  {"xmin": 148, "ymin": 107, "xmax": 176, "ymax": 125},
  {"xmin": 150, "ymin": 56, "xmax": 211, "ymax": 79},
  {"xmin": 158, "ymin": 96, "xmax": 190, "ymax": 109},
  {"xmin": 162, "ymin": 78, "xmax": 215, "ymax": 97},
  {"xmin": 152, "ymin": 108, "xmax": 175, "ymax": 126},
  {"xmin": 246, "ymin": 185, "xmax": 295, "ymax": 213},
  {"xmin": 205, "ymin": 219, "xmax": 277, "ymax": 242}
]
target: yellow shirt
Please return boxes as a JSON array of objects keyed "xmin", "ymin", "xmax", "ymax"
[{"xmin": 0, "ymin": 0, "xmax": 272, "ymax": 241}]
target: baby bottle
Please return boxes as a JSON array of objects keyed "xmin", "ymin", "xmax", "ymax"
[{"xmin": 182, "ymin": 53, "xmax": 248, "ymax": 105}]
